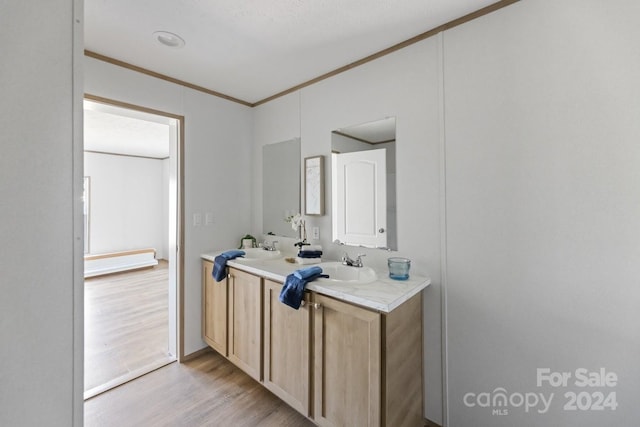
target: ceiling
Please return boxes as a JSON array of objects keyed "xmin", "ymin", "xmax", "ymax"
[
  {"xmin": 334, "ymin": 117, "xmax": 396, "ymax": 144},
  {"xmin": 84, "ymin": 100, "xmax": 173, "ymax": 159},
  {"xmin": 85, "ymin": 0, "xmax": 500, "ymax": 105}
]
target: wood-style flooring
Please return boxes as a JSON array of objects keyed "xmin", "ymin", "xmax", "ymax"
[
  {"xmin": 84, "ymin": 350, "xmax": 315, "ymax": 427},
  {"xmin": 84, "ymin": 261, "xmax": 173, "ymax": 398}
]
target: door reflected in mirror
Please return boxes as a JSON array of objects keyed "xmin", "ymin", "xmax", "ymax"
[
  {"xmin": 263, "ymin": 138, "xmax": 300, "ymax": 238},
  {"xmin": 331, "ymin": 117, "xmax": 397, "ymax": 250}
]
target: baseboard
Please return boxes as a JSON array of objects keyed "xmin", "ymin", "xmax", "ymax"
[
  {"xmin": 84, "ymin": 355, "xmax": 175, "ymax": 400},
  {"xmin": 180, "ymin": 346, "xmax": 213, "ymax": 362},
  {"xmin": 425, "ymin": 418, "xmax": 442, "ymax": 427}
]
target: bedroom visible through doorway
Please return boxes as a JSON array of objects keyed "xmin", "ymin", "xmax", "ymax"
[{"xmin": 82, "ymin": 98, "xmax": 183, "ymax": 399}]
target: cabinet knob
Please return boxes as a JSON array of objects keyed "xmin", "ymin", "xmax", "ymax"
[
  {"xmin": 300, "ymin": 300, "xmax": 306, "ymax": 307},
  {"xmin": 313, "ymin": 303, "xmax": 321, "ymax": 310}
]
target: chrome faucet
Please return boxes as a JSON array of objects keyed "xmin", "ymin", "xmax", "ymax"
[
  {"xmin": 342, "ymin": 252, "xmax": 365, "ymax": 267},
  {"xmin": 262, "ymin": 240, "xmax": 278, "ymax": 251}
]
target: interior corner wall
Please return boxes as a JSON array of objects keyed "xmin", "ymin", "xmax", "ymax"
[
  {"xmin": 0, "ymin": 1, "xmax": 82, "ymax": 426},
  {"xmin": 84, "ymin": 57, "xmax": 253, "ymax": 356},
  {"xmin": 443, "ymin": 0, "xmax": 640, "ymax": 425},
  {"xmin": 84, "ymin": 152, "xmax": 167, "ymax": 257}
]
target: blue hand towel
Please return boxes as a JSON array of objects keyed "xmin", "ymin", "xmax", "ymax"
[
  {"xmin": 279, "ymin": 271, "xmax": 328, "ymax": 309},
  {"xmin": 297, "ymin": 251, "xmax": 323, "ymax": 258},
  {"xmin": 294, "ymin": 266, "xmax": 323, "ymax": 280},
  {"xmin": 221, "ymin": 249, "xmax": 246, "ymax": 259},
  {"xmin": 212, "ymin": 250, "xmax": 245, "ymax": 282}
]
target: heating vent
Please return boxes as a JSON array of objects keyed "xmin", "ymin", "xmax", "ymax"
[{"xmin": 84, "ymin": 248, "xmax": 158, "ymax": 278}]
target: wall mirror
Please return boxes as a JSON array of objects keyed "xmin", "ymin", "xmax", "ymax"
[
  {"xmin": 331, "ymin": 117, "xmax": 397, "ymax": 250},
  {"xmin": 263, "ymin": 138, "xmax": 300, "ymax": 238}
]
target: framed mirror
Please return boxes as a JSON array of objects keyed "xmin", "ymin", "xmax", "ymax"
[
  {"xmin": 262, "ymin": 138, "xmax": 300, "ymax": 237},
  {"xmin": 304, "ymin": 155, "xmax": 324, "ymax": 216},
  {"xmin": 331, "ymin": 117, "xmax": 397, "ymax": 250}
]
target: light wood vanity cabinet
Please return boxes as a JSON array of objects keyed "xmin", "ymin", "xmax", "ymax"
[
  {"xmin": 334, "ymin": 292, "xmax": 423, "ymax": 427},
  {"xmin": 202, "ymin": 260, "xmax": 228, "ymax": 356},
  {"xmin": 227, "ymin": 267, "xmax": 263, "ymax": 382},
  {"xmin": 312, "ymin": 293, "xmax": 382, "ymax": 427},
  {"xmin": 264, "ymin": 281, "xmax": 424, "ymax": 427},
  {"xmin": 263, "ymin": 279, "xmax": 311, "ymax": 416},
  {"xmin": 201, "ymin": 262, "xmax": 262, "ymax": 380},
  {"xmin": 202, "ymin": 259, "xmax": 424, "ymax": 427}
]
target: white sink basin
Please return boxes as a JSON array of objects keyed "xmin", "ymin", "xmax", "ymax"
[
  {"xmin": 241, "ymin": 248, "xmax": 282, "ymax": 260},
  {"xmin": 316, "ymin": 261, "xmax": 377, "ymax": 285}
]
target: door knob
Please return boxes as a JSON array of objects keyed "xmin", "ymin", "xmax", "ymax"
[{"xmin": 378, "ymin": 228, "xmax": 385, "ymax": 233}]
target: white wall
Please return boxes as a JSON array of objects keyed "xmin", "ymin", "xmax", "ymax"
[
  {"xmin": 84, "ymin": 57, "xmax": 253, "ymax": 355},
  {"xmin": 443, "ymin": 0, "xmax": 640, "ymax": 425},
  {"xmin": 0, "ymin": 1, "xmax": 83, "ymax": 426},
  {"xmin": 85, "ymin": 152, "xmax": 168, "ymax": 258},
  {"xmin": 253, "ymin": 39, "xmax": 444, "ymax": 421},
  {"xmin": 253, "ymin": 2, "xmax": 640, "ymax": 425}
]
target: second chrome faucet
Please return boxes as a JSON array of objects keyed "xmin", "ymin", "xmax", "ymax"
[{"xmin": 342, "ymin": 252, "xmax": 365, "ymax": 268}]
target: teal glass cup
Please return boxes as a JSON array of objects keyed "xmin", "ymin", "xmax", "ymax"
[{"xmin": 388, "ymin": 257, "xmax": 411, "ymax": 280}]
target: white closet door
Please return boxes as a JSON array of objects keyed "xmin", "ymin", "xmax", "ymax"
[{"xmin": 334, "ymin": 148, "xmax": 387, "ymax": 248}]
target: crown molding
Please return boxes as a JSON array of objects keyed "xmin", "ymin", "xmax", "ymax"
[{"xmin": 85, "ymin": 0, "xmax": 519, "ymax": 108}]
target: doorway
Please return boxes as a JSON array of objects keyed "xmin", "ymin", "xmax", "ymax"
[{"xmin": 82, "ymin": 96, "xmax": 184, "ymax": 399}]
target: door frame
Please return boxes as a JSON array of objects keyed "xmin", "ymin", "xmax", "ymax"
[{"xmin": 83, "ymin": 93, "xmax": 186, "ymax": 361}]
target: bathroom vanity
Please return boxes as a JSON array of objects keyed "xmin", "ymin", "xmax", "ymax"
[{"xmin": 201, "ymin": 252, "xmax": 430, "ymax": 427}]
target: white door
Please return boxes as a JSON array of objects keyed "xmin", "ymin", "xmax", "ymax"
[{"xmin": 334, "ymin": 148, "xmax": 387, "ymax": 248}]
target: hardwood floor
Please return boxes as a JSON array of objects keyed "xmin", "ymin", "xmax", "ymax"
[
  {"xmin": 85, "ymin": 261, "xmax": 173, "ymax": 398},
  {"xmin": 84, "ymin": 350, "xmax": 315, "ymax": 427}
]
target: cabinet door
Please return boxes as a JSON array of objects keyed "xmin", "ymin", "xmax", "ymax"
[
  {"xmin": 313, "ymin": 294, "xmax": 381, "ymax": 427},
  {"xmin": 263, "ymin": 280, "xmax": 311, "ymax": 416},
  {"xmin": 228, "ymin": 267, "xmax": 262, "ymax": 381},
  {"xmin": 202, "ymin": 260, "xmax": 227, "ymax": 356}
]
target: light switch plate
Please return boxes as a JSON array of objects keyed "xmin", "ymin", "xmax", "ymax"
[{"xmin": 312, "ymin": 227, "xmax": 320, "ymax": 239}]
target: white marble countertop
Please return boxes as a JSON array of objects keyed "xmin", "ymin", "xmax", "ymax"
[{"xmin": 201, "ymin": 251, "xmax": 430, "ymax": 313}]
